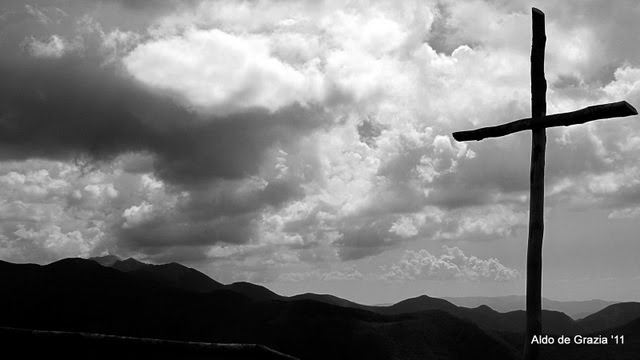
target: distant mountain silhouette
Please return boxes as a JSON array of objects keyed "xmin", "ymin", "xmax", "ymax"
[
  {"xmin": 0, "ymin": 258, "xmax": 517, "ymax": 359},
  {"xmin": 4, "ymin": 257, "xmax": 640, "ymax": 359},
  {"xmin": 289, "ymin": 293, "xmax": 370, "ymax": 310},
  {"xmin": 375, "ymin": 294, "xmax": 459, "ymax": 315},
  {"xmin": 371, "ymin": 295, "xmax": 575, "ymax": 334},
  {"xmin": 129, "ymin": 262, "xmax": 225, "ymax": 293},
  {"xmin": 456, "ymin": 308, "xmax": 576, "ymax": 335},
  {"xmin": 576, "ymin": 302, "xmax": 640, "ymax": 333},
  {"xmin": 538, "ymin": 310, "xmax": 640, "ymax": 360},
  {"xmin": 2, "ymin": 257, "xmax": 160, "ymax": 296},
  {"xmin": 84, "ymin": 257, "xmax": 640, "ymax": 337},
  {"xmin": 444, "ymin": 295, "xmax": 617, "ymax": 319},
  {"xmin": 226, "ymin": 281, "xmax": 284, "ymax": 301},
  {"xmin": 91, "ymin": 256, "xmax": 224, "ymax": 293}
]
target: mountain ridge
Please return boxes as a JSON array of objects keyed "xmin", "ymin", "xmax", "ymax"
[
  {"xmin": 444, "ymin": 295, "xmax": 618, "ymax": 319},
  {"xmin": 84, "ymin": 256, "xmax": 640, "ymax": 335},
  {"xmin": 0, "ymin": 257, "xmax": 519, "ymax": 360},
  {"xmin": 3, "ymin": 256, "xmax": 640, "ymax": 359}
]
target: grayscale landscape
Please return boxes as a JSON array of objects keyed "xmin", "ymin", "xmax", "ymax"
[{"xmin": 1, "ymin": 1, "xmax": 640, "ymax": 359}]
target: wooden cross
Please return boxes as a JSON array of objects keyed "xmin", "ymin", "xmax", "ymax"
[{"xmin": 452, "ymin": 8, "xmax": 637, "ymax": 360}]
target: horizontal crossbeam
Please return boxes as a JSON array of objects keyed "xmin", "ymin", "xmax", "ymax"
[{"xmin": 453, "ymin": 101, "xmax": 638, "ymax": 142}]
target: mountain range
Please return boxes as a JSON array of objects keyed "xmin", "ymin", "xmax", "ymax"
[
  {"xmin": 443, "ymin": 295, "xmax": 618, "ymax": 319},
  {"xmin": 2, "ymin": 256, "xmax": 639, "ymax": 359}
]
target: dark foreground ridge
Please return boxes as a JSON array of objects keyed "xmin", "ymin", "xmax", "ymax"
[
  {"xmin": 2, "ymin": 257, "xmax": 640, "ymax": 359},
  {"xmin": 1, "ymin": 326, "xmax": 298, "ymax": 360}
]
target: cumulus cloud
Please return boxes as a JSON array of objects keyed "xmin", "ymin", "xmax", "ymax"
[
  {"xmin": 382, "ymin": 246, "xmax": 520, "ymax": 282},
  {"xmin": 1, "ymin": 0, "xmax": 639, "ymax": 284},
  {"xmin": 122, "ymin": 201, "xmax": 154, "ymax": 228},
  {"xmin": 389, "ymin": 216, "xmax": 419, "ymax": 238},
  {"xmin": 0, "ymin": 1, "xmax": 327, "ymax": 263},
  {"xmin": 0, "ymin": 160, "xmax": 113, "ymax": 262},
  {"xmin": 434, "ymin": 204, "xmax": 527, "ymax": 241},
  {"xmin": 14, "ymin": 223, "xmax": 100, "ymax": 259},
  {"xmin": 124, "ymin": 28, "xmax": 324, "ymax": 115},
  {"xmin": 0, "ymin": 169, "xmax": 69, "ymax": 200},
  {"xmin": 84, "ymin": 183, "xmax": 119, "ymax": 200}
]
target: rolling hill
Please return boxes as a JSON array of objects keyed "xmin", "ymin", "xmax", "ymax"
[
  {"xmin": 3, "ymin": 256, "xmax": 640, "ymax": 359},
  {"xmin": 576, "ymin": 302, "xmax": 640, "ymax": 333},
  {"xmin": 0, "ymin": 257, "xmax": 516, "ymax": 359},
  {"xmin": 444, "ymin": 295, "xmax": 618, "ymax": 319},
  {"xmin": 90, "ymin": 256, "xmax": 225, "ymax": 293}
]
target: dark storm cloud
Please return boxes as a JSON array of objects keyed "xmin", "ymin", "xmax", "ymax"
[
  {"xmin": 334, "ymin": 218, "xmax": 393, "ymax": 261},
  {"xmin": 0, "ymin": 56, "xmax": 156, "ymax": 160},
  {"xmin": 0, "ymin": 6, "xmax": 327, "ymax": 260},
  {"xmin": 0, "ymin": 52, "xmax": 323, "ymax": 182},
  {"xmin": 120, "ymin": 213, "xmax": 256, "ymax": 248},
  {"xmin": 155, "ymin": 107, "xmax": 322, "ymax": 185},
  {"xmin": 184, "ymin": 180, "xmax": 306, "ymax": 221}
]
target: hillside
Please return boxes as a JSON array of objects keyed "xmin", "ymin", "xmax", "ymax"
[
  {"xmin": 539, "ymin": 316, "xmax": 640, "ymax": 360},
  {"xmin": 444, "ymin": 295, "xmax": 617, "ymax": 319},
  {"xmin": 91, "ymin": 256, "xmax": 225, "ymax": 293},
  {"xmin": 4, "ymin": 257, "xmax": 640, "ymax": 359},
  {"xmin": 576, "ymin": 302, "xmax": 640, "ymax": 333},
  {"xmin": 84, "ymin": 257, "xmax": 640, "ymax": 337},
  {"xmin": 1, "ymin": 326, "xmax": 298, "ymax": 360},
  {"xmin": 0, "ymin": 258, "xmax": 516, "ymax": 360}
]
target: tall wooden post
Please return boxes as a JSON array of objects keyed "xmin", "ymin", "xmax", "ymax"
[
  {"xmin": 525, "ymin": 8, "xmax": 546, "ymax": 360},
  {"xmin": 452, "ymin": 7, "xmax": 637, "ymax": 360}
]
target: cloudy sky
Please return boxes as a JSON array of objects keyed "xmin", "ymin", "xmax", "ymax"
[{"xmin": 2, "ymin": 0, "xmax": 640, "ymax": 304}]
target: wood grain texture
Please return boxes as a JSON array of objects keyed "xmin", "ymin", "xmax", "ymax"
[
  {"xmin": 524, "ymin": 7, "xmax": 546, "ymax": 360},
  {"xmin": 452, "ymin": 101, "xmax": 637, "ymax": 142}
]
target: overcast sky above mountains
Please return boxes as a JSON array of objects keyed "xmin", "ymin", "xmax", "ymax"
[{"xmin": 1, "ymin": 0, "xmax": 640, "ymax": 304}]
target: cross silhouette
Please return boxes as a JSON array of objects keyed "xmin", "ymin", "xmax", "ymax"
[{"xmin": 452, "ymin": 8, "xmax": 637, "ymax": 360}]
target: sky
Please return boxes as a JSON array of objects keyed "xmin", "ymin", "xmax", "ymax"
[{"xmin": 1, "ymin": 0, "xmax": 640, "ymax": 305}]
